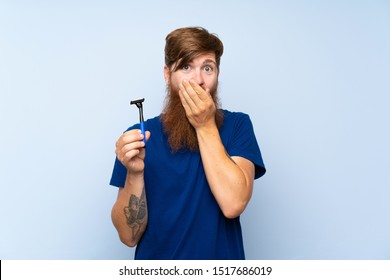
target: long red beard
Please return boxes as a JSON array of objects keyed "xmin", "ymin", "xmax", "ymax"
[{"xmin": 161, "ymin": 83, "xmax": 223, "ymax": 152}]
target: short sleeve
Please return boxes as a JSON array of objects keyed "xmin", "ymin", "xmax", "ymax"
[
  {"xmin": 225, "ymin": 112, "xmax": 266, "ymax": 179},
  {"xmin": 109, "ymin": 157, "xmax": 127, "ymax": 187}
]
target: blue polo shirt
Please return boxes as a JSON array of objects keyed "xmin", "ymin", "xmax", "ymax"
[{"xmin": 110, "ymin": 110, "xmax": 266, "ymax": 259}]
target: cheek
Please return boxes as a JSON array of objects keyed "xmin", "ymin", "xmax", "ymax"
[
  {"xmin": 170, "ymin": 73, "xmax": 186, "ymax": 87},
  {"xmin": 168, "ymin": 76, "xmax": 180, "ymax": 91},
  {"xmin": 205, "ymin": 76, "xmax": 218, "ymax": 90}
]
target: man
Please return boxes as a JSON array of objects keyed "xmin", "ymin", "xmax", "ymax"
[{"xmin": 110, "ymin": 27, "xmax": 266, "ymax": 260}]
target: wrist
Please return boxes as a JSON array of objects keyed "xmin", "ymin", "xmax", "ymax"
[
  {"xmin": 124, "ymin": 171, "xmax": 144, "ymax": 188},
  {"xmin": 127, "ymin": 170, "xmax": 144, "ymax": 180},
  {"xmin": 196, "ymin": 122, "xmax": 218, "ymax": 136}
]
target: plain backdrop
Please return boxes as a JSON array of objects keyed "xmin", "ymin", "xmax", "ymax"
[{"xmin": 1, "ymin": 0, "xmax": 389, "ymax": 259}]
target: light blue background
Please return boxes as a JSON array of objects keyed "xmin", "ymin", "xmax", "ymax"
[{"xmin": 1, "ymin": 0, "xmax": 389, "ymax": 259}]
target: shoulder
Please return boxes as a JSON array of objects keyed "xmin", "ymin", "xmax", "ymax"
[
  {"xmin": 222, "ymin": 109, "xmax": 250, "ymax": 119},
  {"xmin": 221, "ymin": 109, "xmax": 252, "ymax": 127},
  {"xmin": 145, "ymin": 115, "xmax": 161, "ymax": 125},
  {"xmin": 219, "ymin": 109, "xmax": 255, "ymax": 144},
  {"xmin": 145, "ymin": 115, "xmax": 162, "ymax": 132}
]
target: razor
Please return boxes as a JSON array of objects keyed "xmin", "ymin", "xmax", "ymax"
[{"xmin": 130, "ymin": 98, "xmax": 146, "ymax": 144}]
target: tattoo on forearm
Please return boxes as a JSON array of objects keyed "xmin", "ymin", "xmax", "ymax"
[{"xmin": 124, "ymin": 188, "xmax": 147, "ymax": 239}]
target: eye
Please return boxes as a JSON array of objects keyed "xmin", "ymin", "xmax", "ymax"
[
  {"xmin": 182, "ymin": 65, "xmax": 191, "ymax": 71},
  {"xmin": 203, "ymin": 65, "xmax": 214, "ymax": 73}
]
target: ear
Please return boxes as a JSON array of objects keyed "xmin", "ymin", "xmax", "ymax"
[{"xmin": 163, "ymin": 65, "xmax": 170, "ymax": 84}]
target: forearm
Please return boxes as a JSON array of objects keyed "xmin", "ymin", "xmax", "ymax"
[
  {"xmin": 111, "ymin": 172, "xmax": 148, "ymax": 247},
  {"xmin": 197, "ymin": 125, "xmax": 253, "ymax": 219}
]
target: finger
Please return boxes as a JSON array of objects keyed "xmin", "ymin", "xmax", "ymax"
[
  {"xmin": 120, "ymin": 148, "xmax": 141, "ymax": 165},
  {"xmin": 189, "ymin": 80, "xmax": 211, "ymax": 101},
  {"xmin": 117, "ymin": 140, "xmax": 144, "ymax": 157},
  {"xmin": 123, "ymin": 129, "xmax": 144, "ymax": 138},
  {"xmin": 118, "ymin": 130, "xmax": 151, "ymax": 153},
  {"xmin": 144, "ymin": 131, "xmax": 151, "ymax": 142},
  {"xmin": 117, "ymin": 129, "xmax": 143, "ymax": 147},
  {"xmin": 181, "ymin": 80, "xmax": 203, "ymax": 105},
  {"xmin": 179, "ymin": 85, "xmax": 197, "ymax": 114},
  {"xmin": 116, "ymin": 130, "xmax": 144, "ymax": 156}
]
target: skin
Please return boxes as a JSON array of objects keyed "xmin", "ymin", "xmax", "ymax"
[{"xmin": 111, "ymin": 52, "xmax": 255, "ymax": 247}]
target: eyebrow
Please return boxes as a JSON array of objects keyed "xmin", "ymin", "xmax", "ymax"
[{"xmin": 202, "ymin": 59, "xmax": 217, "ymax": 66}]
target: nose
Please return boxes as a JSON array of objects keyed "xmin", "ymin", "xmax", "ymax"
[{"xmin": 192, "ymin": 69, "xmax": 205, "ymax": 87}]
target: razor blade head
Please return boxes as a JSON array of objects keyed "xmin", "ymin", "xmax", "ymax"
[
  {"xmin": 130, "ymin": 98, "xmax": 145, "ymax": 106},
  {"xmin": 130, "ymin": 98, "xmax": 145, "ymax": 122}
]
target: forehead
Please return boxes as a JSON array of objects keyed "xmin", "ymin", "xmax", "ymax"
[{"xmin": 189, "ymin": 52, "xmax": 216, "ymax": 64}]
